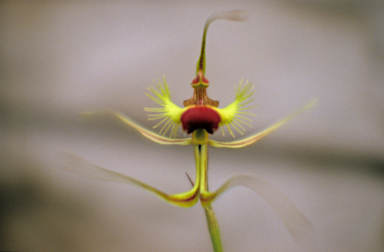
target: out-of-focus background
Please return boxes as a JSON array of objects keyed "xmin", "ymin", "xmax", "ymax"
[{"xmin": 1, "ymin": 1, "xmax": 384, "ymax": 251}]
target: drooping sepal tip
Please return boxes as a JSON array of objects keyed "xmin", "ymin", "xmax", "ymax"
[{"xmin": 196, "ymin": 10, "xmax": 249, "ymax": 75}]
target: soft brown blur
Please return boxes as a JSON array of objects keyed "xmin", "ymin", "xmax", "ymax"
[{"xmin": 1, "ymin": 1, "xmax": 384, "ymax": 251}]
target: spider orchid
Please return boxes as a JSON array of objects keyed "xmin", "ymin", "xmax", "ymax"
[{"xmin": 66, "ymin": 10, "xmax": 316, "ymax": 252}]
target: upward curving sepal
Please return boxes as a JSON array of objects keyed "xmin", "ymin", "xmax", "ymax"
[
  {"xmin": 209, "ymin": 99, "xmax": 317, "ymax": 148},
  {"xmin": 197, "ymin": 10, "xmax": 248, "ymax": 75}
]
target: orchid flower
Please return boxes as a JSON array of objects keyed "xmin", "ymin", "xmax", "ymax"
[{"xmin": 66, "ymin": 10, "xmax": 316, "ymax": 252}]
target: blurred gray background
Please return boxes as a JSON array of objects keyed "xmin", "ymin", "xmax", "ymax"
[{"xmin": 1, "ymin": 1, "xmax": 384, "ymax": 251}]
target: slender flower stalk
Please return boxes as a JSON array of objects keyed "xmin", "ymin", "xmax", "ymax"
[
  {"xmin": 204, "ymin": 204, "xmax": 223, "ymax": 252},
  {"xmin": 66, "ymin": 10, "xmax": 316, "ymax": 252}
]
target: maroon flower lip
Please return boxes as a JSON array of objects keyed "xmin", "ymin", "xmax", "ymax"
[{"xmin": 181, "ymin": 106, "xmax": 221, "ymax": 134}]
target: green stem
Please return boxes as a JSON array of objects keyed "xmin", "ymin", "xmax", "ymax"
[
  {"xmin": 204, "ymin": 203, "xmax": 223, "ymax": 252},
  {"xmin": 196, "ymin": 141, "xmax": 224, "ymax": 252}
]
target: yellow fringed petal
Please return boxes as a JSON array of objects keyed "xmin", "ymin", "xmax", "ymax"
[
  {"xmin": 145, "ymin": 76, "xmax": 187, "ymax": 138},
  {"xmin": 213, "ymin": 80, "xmax": 256, "ymax": 137}
]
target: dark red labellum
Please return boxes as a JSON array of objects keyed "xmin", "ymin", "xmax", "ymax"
[{"xmin": 181, "ymin": 106, "xmax": 221, "ymax": 134}]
